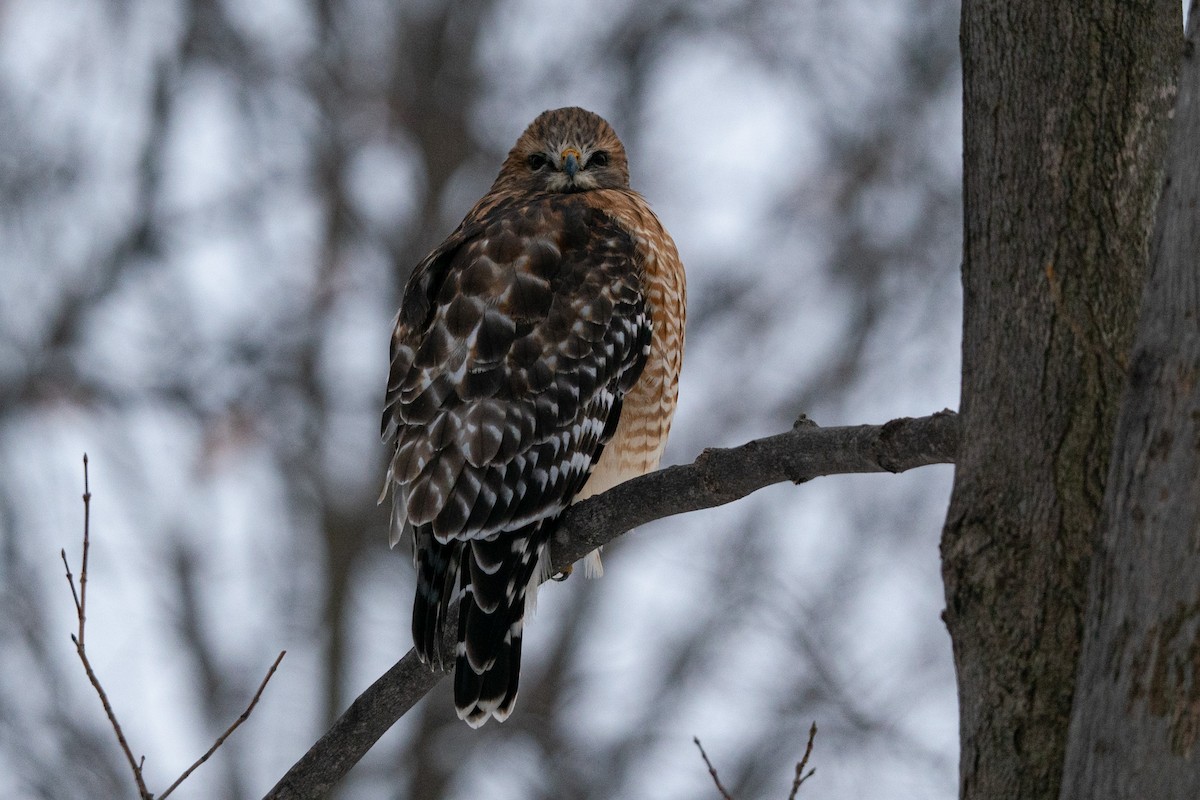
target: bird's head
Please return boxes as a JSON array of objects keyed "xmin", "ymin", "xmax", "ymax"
[{"xmin": 493, "ymin": 107, "xmax": 630, "ymax": 195}]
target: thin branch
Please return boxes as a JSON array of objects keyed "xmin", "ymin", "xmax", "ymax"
[
  {"xmin": 551, "ymin": 409, "xmax": 960, "ymax": 568},
  {"xmin": 159, "ymin": 651, "xmax": 287, "ymax": 799},
  {"xmin": 70, "ymin": 634, "xmax": 151, "ymax": 799},
  {"xmin": 65, "ymin": 455, "xmax": 151, "ymax": 799},
  {"xmin": 65, "ymin": 454, "xmax": 283, "ymax": 800},
  {"xmin": 264, "ymin": 410, "xmax": 959, "ymax": 800},
  {"xmin": 693, "ymin": 737, "xmax": 735, "ymax": 800},
  {"xmin": 787, "ymin": 723, "xmax": 818, "ymax": 800},
  {"xmin": 79, "ymin": 452, "xmax": 90, "ymax": 647},
  {"xmin": 60, "ymin": 548, "xmax": 81, "ymax": 617},
  {"xmin": 695, "ymin": 722, "xmax": 817, "ymax": 800}
]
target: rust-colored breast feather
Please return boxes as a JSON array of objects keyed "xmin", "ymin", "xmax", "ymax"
[{"xmin": 574, "ymin": 190, "xmax": 686, "ymax": 501}]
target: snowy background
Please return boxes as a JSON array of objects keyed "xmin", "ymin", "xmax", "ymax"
[{"xmin": 0, "ymin": 1, "xmax": 962, "ymax": 798}]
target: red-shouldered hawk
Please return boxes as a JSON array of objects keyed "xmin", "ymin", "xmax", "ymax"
[{"xmin": 381, "ymin": 107, "xmax": 685, "ymax": 726}]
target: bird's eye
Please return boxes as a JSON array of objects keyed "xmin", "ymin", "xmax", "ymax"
[
  {"xmin": 527, "ymin": 153, "xmax": 549, "ymax": 171},
  {"xmin": 587, "ymin": 151, "xmax": 610, "ymax": 168}
]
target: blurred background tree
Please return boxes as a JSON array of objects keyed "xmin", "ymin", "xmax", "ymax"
[{"xmin": 0, "ymin": 1, "xmax": 962, "ymax": 797}]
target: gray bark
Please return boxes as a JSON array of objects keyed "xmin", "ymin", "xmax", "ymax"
[
  {"xmin": 1060, "ymin": 6, "xmax": 1200, "ymax": 797},
  {"xmin": 943, "ymin": 3, "xmax": 1179, "ymax": 799}
]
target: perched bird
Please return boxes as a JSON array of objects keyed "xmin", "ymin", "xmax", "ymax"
[{"xmin": 381, "ymin": 107, "xmax": 686, "ymax": 726}]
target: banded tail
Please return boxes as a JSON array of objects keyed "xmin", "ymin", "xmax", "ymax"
[{"xmin": 412, "ymin": 519, "xmax": 553, "ymax": 727}]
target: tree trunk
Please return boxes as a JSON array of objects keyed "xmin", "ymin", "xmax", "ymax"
[
  {"xmin": 943, "ymin": 3, "xmax": 1179, "ymax": 800},
  {"xmin": 1059, "ymin": 6, "xmax": 1200, "ymax": 797}
]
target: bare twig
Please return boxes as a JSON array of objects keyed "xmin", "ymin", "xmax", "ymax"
[
  {"xmin": 65, "ymin": 454, "xmax": 152, "ymax": 799},
  {"xmin": 787, "ymin": 723, "xmax": 818, "ymax": 800},
  {"xmin": 70, "ymin": 633, "xmax": 151, "ymax": 798},
  {"xmin": 60, "ymin": 548, "xmax": 81, "ymax": 617},
  {"xmin": 693, "ymin": 723, "xmax": 817, "ymax": 800},
  {"xmin": 64, "ymin": 454, "xmax": 284, "ymax": 800},
  {"xmin": 159, "ymin": 650, "xmax": 287, "ymax": 799},
  {"xmin": 79, "ymin": 452, "xmax": 90, "ymax": 646},
  {"xmin": 693, "ymin": 737, "xmax": 735, "ymax": 800}
]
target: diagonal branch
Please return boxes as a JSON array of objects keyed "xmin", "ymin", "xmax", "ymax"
[
  {"xmin": 263, "ymin": 410, "xmax": 959, "ymax": 800},
  {"xmin": 694, "ymin": 736, "xmax": 736, "ymax": 800},
  {"xmin": 159, "ymin": 651, "xmax": 287, "ymax": 799},
  {"xmin": 787, "ymin": 722, "xmax": 818, "ymax": 800}
]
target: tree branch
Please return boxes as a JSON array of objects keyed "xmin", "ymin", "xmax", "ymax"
[
  {"xmin": 693, "ymin": 721, "xmax": 817, "ymax": 800},
  {"xmin": 264, "ymin": 410, "xmax": 959, "ymax": 800},
  {"xmin": 159, "ymin": 650, "xmax": 287, "ymax": 799},
  {"xmin": 64, "ymin": 454, "xmax": 284, "ymax": 800},
  {"xmin": 787, "ymin": 722, "xmax": 818, "ymax": 800},
  {"xmin": 65, "ymin": 455, "xmax": 152, "ymax": 799},
  {"xmin": 694, "ymin": 736, "xmax": 736, "ymax": 800}
]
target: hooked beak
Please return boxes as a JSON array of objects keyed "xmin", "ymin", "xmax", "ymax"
[{"xmin": 560, "ymin": 147, "xmax": 581, "ymax": 178}]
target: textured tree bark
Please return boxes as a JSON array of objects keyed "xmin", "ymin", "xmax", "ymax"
[
  {"xmin": 1059, "ymin": 6, "xmax": 1200, "ymax": 798},
  {"xmin": 943, "ymin": 3, "xmax": 1179, "ymax": 800}
]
